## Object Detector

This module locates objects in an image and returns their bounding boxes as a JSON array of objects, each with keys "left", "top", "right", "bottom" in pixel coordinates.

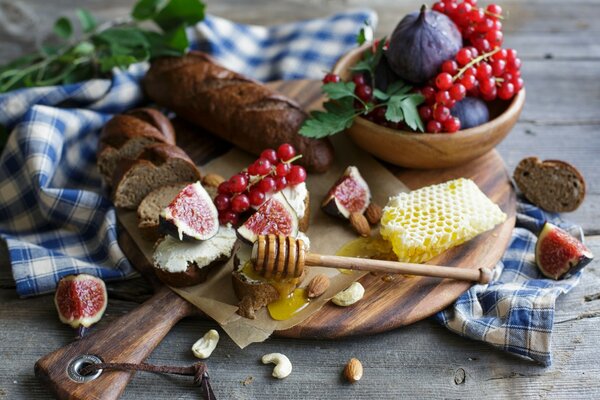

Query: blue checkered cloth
[{"left": 0, "top": 10, "right": 586, "bottom": 366}]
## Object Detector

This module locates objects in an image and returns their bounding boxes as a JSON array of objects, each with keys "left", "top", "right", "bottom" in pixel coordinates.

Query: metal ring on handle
[{"left": 67, "top": 354, "right": 103, "bottom": 383}]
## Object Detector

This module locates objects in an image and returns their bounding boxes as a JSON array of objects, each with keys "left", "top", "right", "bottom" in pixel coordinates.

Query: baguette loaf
[
  {"left": 98, "top": 108, "right": 175, "bottom": 185},
  {"left": 513, "top": 157, "right": 586, "bottom": 212},
  {"left": 112, "top": 143, "right": 201, "bottom": 209},
  {"left": 143, "top": 51, "right": 335, "bottom": 173}
]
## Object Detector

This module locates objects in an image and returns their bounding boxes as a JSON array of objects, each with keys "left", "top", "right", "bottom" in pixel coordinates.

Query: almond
[
  {"left": 365, "top": 202, "right": 383, "bottom": 225},
  {"left": 350, "top": 212, "right": 370, "bottom": 237},
  {"left": 202, "top": 173, "right": 225, "bottom": 188},
  {"left": 307, "top": 274, "right": 330, "bottom": 298},
  {"left": 344, "top": 358, "right": 363, "bottom": 383}
]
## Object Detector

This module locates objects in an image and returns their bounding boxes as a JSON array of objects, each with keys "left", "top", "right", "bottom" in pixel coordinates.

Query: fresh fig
[
  {"left": 54, "top": 274, "right": 107, "bottom": 334},
  {"left": 237, "top": 192, "right": 299, "bottom": 244},
  {"left": 535, "top": 222, "right": 593, "bottom": 280},
  {"left": 322, "top": 166, "right": 371, "bottom": 219},
  {"left": 159, "top": 181, "right": 219, "bottom": 241},
  {"left": 450, "top": 97, "right": 490, "bottom": 129},
  {"left": 386, "top": 5, "right": 462, "bottom": 84}
]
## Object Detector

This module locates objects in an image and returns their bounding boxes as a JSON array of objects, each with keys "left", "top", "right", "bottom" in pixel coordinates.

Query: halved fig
[
  {"left": 322, "top": 166, "right": 371, "bottom": 219},
  {"left": 54, "top": 274, "right": 107, "bottom": 329},
  {"left": 160, "top": 181, "right": 219, "bottom": 241},
  {"left": 237, "top": 192, "right": 299, "bottom": 244},
  {"left": 535, "top": 222, "right": 593, "bottom": 280}
]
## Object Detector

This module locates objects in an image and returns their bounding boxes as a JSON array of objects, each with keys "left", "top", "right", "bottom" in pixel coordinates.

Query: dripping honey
[
  {"left": 335, "top": 235, "right": 398, "bottom": 274},
  {"left": 242, "top": 261, "right": 310, "bottom": 321}
]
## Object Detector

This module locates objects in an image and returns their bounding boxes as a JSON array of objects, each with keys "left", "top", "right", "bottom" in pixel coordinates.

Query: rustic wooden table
[{"left": 1, "top": 0, "right": 599, "bottom": 398}]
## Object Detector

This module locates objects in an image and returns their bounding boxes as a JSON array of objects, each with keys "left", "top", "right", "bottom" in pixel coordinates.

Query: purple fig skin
[
  {"left": 386, "top": 5, "right": 462, "bottom": 84},
  {"left": 450, "top": 97, "right": 490, "bottom": 129},
  {"left": 374, "top": 55, "right": 401, "bottom": 92}
]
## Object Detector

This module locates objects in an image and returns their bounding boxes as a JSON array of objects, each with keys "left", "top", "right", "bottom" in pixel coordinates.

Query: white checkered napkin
[
  {"left": 435, "top": 201, "right": 585, "bottom": 366},
  {"left": 0, "top": 12, "right": 374, "bottom": 297}
]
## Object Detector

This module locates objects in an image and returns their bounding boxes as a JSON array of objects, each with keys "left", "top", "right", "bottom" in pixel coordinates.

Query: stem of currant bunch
[{"left": 452, "top": 47, "right": 501, "bottom": 81}]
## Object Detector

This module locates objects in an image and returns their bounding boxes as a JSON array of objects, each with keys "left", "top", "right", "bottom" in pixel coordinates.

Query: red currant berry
[
  {"left": 492, "top": 48, "right": 507, "bottom": 61},
  {"left": 507, "top": 58, "right": 522, "bottom": 72},
  {"left": 287, "top": 165, "right": 307, "bottom": 185},
  {"left": 433, "top": 106, "right": 451, "bottom": 122},
  {"left": 456, "top": 48, "right": 473, "bottom": 66},
  {"left": 443, "top": 116, "right": 461, "bottom": 133},
  {"left": 459, "top": 74, "right": 476, "bottom": 90},
  {"left": 260, "top": 148, "right": 278, "bottom": 164},
  {"left": 247, "top": 162, "right": 258, "bottom": 176},
  {"left": 466, "top": 46, "right": 479, "bottom": 58},
  {"left": 419, "top": 105, "right": 433, "bottom": 121},
  {"left": 476, "top": 18, "right": 494, "bottom": 33},
  {"left": 275, "top": 162, "right": 291, "bottom": 177},
  {"left": 456, "top": 2, "right": 472, "bottom": 20},
  {"left": 322, "top": 73, "right": 340, "bottom": 84},
  {"left": 441, "top": 60, "right": 458, "bottom": 75},
  {"left": 231, "top": 194, "right": 250, "bottom": 213},
  {"left": 228, "top": 174, "right": 248, "bottom": 193},
  {"left": 498, "top": 82, "right": 515, "bottom": 100},
  {"left": 426, "top": 120, "right": 443, "bottom": 133},
  {"left": 258, "top": 176, "right": 276, "bottom": 193},
  {"left": 469, "top": 8, "right": 485, "bottom": 23},
  {"left": 435, "top": 72, "right": 453, "bottom": 90},
  {"left": 435, "top": 90, "right": 452, "bottom": 106},
  {"left": 491, "top": 59, "right": 506, "bottom": 75},
  {"left": 472, "top": 37, "right": 491, "bottom": 53},
  {"left": 464, "top": 0, "right": 478, "bottom": 5},
  {"left": 254, "top": 158, "right": 272, "bottom": 175},
  {"left": 432, "top": 1, "right": 445, "bottom": 13},
  {"left": 248, "top": 187, "right": 266, "bottom": 207},
  {"left": 274, "top": 176, "right": 288, "bottom": 191},
  {"left": 513, "top": 77, "right": 524, "bottom": 91},
  {"left": 493, "top": 19, "right": 502, "bottom": 31},
  {"left": 445, "top": 1, "right": 458, "bottom": 16},
  {"left": 217, "top": 181, "right": 231, "bottom": 195},
  {"left": 450, "top": 83, "right": 466, "bottom": 101},
  {"left": 355, "top": 84, "right": 373, "bottom": 101},
  {"left": 476, "top": 62, "right": 492, "bottom": 80},
  {"left": 214, "top": 194, "right": 231, "bottom": 211},
  {"left": 506, "top": 49, "right": 518, "bottom": 62},
  {"left": 277, "top": 143, "right": 296, "bottom": 161},
  {"left": 219, "top": 210, "right": 239, "bottom": 226},
  {"left": 485, "top": 30, "right": 503, "bottom": 47},
  {"left": 374, "top": 106, "right": 387, "bottom": 122},
  {"left": 482, "top": 85, "right": 498, "bottom": 101},
  {"left": 422, "top": 86, "right": 437, "bottom": 105},
  {"left": 352, "top": 74, "right": 366, "bottom": 86},
  {"left": 479, "top": 77, "right": 496, "bottom": 95},
  {"left": 463, "top": 25, "right": 476, "bottom": 39},
  {"left": 486, "top": 4, "right": 502, "bottom": 16}
]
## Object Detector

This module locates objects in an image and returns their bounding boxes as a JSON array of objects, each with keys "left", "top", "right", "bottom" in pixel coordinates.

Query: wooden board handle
[{"left": 35, "top": 287, "right": 194, "bottom": 400}]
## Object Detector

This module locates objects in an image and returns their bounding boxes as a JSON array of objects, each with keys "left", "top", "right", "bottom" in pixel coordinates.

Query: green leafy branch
[
  {"left": 299, "top": 38, "right": 425, "bottom": 139},
  {"left": 0, "top": 0, "right": 206, "bottom": 94}
]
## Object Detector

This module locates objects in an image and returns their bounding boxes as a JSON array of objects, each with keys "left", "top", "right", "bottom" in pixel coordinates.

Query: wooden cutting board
[{"left": 35, "top": 80, "right": 515, "bottom": 400}]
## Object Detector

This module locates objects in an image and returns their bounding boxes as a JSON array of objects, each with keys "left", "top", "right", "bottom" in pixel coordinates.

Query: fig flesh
[
  {"left": 160, "top": 181, "right": 219, "bottom": 241},
  {"left": 450, "top": 97, "right": 490, "bottom": 129},
  {"left": 54, "top": 274, "right": 107, "bottom": 329},
  {"left": 237, "top": 192, "right": 299, "bottom": 244},
  {"left": 535, "top": 222, "right": 593, "bottom": 280},
  {"left": 386, "top": 5, "right": 462, "bottom": 84},
  {"left": 322, "top": 166, "right": 371, "bottom": 219}
]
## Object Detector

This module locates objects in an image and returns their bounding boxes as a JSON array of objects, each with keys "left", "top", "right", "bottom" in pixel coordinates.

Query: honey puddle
[
  {"left": 335, "top": 235, "right": 398, "bottom": 274},
  {"left": 242, "top": 261, "right": 310, "bottom": 321}
]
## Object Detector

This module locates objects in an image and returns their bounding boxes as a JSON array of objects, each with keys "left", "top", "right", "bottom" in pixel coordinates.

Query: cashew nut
[
  {"left": 191, "top": 329, "right": 219, "bottom": 359},
  {"left": 332, "top": 282, "right": 365, "bottom": 306},
  {"left": 261, "top": 353, "right": 292, "bottom": 379}
]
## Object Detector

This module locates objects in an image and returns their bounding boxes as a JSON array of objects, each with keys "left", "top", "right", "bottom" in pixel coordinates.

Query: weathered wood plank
[{"left": 1, "top": 237, "right": 599, "bottom": 399}]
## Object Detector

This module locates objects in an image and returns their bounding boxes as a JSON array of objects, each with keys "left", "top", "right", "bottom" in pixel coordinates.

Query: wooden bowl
[{"left": 332, "top": 43, "right": 526, "bottom": 169}]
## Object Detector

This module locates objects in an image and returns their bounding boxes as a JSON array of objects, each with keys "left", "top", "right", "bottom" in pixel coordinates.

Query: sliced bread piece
[
  {"left": 513, "top": 157, "right": 586, "bottom": 212},
  {"left": 112, "top": 143, "right": 201, "bottom": 209},
  {"left": 137, "top": 182, "right": 189, "bottom": 242},
  {"left": 153, "top": 225, "right": 237, "bottom": 287},
  {"left": 98, "top": 108, "right": 175, "bottom": 185}
]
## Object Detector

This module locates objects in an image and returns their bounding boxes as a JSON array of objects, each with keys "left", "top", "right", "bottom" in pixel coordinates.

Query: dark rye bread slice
[
  {"left": 137, "top": 182, "right": 190, "bottom": 242},
  {"left": 513, "top": 157, "right": 586, "bottom": 212},
  {"left": 112, "top": 143, "right": 201, "bottom": 209},
  {"left": 232, "top": 246, "right": 307, "bottom": 319},
  {"left": 98, "top": 108, "right": 175, "bottom": 186}
]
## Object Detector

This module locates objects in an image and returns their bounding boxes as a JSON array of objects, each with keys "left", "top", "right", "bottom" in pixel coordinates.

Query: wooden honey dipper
[{"left": 251, "top": 234, "right": 493, "bottom": 284}]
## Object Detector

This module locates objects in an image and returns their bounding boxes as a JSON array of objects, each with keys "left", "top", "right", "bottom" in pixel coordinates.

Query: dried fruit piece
[
  {"left": 344, "top": 358, "right": 363, "bottom": 383},
  {"left": 350, "top": 212, "right": 371, "bottom": 237},
  {"left": 322, "top": 166, "right": 371, "bottom": 219},
  {"left": 364, "top": 203, "right": 383, "bottom": 225},
  {"left": 54, "top": 274, "right": 107, "bottom": 330},
  {"left": 386, "top": 5, "right": 462, "bottom": 84},
  {"left": 159, "top": 182, "right": 219, "bottom": 241},
  {"left": 237, "top": 192, "right": 299, "bottom": 244},
  {"left": 535, "top": 222, "right": 593, "bottom": 280},
  {"left": 307, "top": 274, "right": 330, "bottom": 298}
]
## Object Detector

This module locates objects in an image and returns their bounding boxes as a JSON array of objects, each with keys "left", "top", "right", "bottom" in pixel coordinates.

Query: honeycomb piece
[{"left": 380, "top": 178, "right": 506, "bottom": 263}]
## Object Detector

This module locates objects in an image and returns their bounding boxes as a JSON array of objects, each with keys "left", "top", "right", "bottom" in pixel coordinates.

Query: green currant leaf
[
  {"left": 400, "top": 94, "right": 425, "bottom": 132},
  {"left": 142, "top": 31, "right": 184, "bottom": 58},
  {"left": 162, "top": 24, "right": 189, "bottom": 52},
  {"left": 132, "top": 0, "right": 164, "bottom": 20},
  {"left": 153, "top": 0, "right": 205, "bottom": 31},
  {"left": 53, "top": 17, "right": 73, "bottom": 39},
  {"left": 76, "top": 9, "right": 97, "bottom": 33},
  {"left": 322, "top": 81, "right": 356, "bottom": 100},
  {"left": 73, "top": 41, "right": 95, "bottom": 56},
  {"left": 100, "top": 54, "right": 139, "bottom": 72},
  {"left": 373, "top": 88, "right": 389, "bottom": 101},
  {"left": 385, "top": 95, "right": 405, "bottom": 123}
]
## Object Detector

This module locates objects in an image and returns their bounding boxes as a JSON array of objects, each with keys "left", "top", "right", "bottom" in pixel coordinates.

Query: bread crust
[
  {"left": 513, "top": 157, "right": 586, "bottom": 212},
  {"left": 154, "top": 254, "right": 229, "bottom": 287},
  {"left": 143, "top": 51, "right": 334, "bottom": 173}
]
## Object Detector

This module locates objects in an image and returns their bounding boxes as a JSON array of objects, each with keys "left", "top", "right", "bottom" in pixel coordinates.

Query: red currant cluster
[
  {"left": 420, "top": 0, "right": 523, "bottom": 133},
  {"left": 214, "top": 143, "right": 307, "bottom": 225}
]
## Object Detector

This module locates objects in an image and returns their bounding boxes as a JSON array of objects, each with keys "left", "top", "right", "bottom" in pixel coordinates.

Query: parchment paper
[{"left": 119, "top": 134, "right": 409, "bottom": 348}]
